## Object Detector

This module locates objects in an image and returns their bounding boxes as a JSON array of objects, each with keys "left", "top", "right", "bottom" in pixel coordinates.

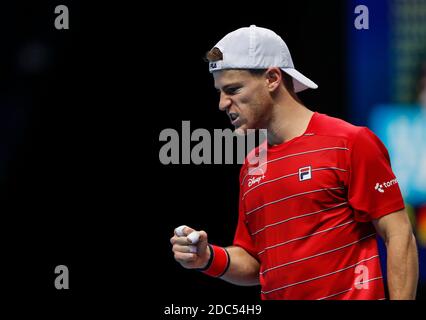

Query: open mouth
[{"left": 229, "top": 113, "right": 240, "bottom": 126}]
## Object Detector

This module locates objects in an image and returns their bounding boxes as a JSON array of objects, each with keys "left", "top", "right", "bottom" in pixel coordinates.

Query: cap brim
[{"left": 280, "top": 68, "right": 318, "bottom": 93}]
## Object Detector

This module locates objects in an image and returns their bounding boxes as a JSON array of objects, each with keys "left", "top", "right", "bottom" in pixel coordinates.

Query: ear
[{"left": 265, "top": 67, "right": 282, "bottom": 92}]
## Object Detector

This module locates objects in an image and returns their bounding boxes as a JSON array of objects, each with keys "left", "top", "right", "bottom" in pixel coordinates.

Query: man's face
[{"left": 213, "top": 69, "right": 273, "bottom": 135}]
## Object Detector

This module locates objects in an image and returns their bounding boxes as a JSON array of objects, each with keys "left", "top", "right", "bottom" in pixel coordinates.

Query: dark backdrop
[{"left": 2, "top": 0, "right": 420, "bottom": 316}]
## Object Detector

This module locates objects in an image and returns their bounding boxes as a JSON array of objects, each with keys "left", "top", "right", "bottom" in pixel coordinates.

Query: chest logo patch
[
  {"left": 299, "top": 166, "right": 312, "bottom": 181},
  {"left": 248, "top": 174, "right": 265, "bottom": 187}
]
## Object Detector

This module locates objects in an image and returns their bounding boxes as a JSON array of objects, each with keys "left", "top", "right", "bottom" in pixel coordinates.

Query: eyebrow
[{"left": 216, "top": 83, "right": 243, "bottom": 91}]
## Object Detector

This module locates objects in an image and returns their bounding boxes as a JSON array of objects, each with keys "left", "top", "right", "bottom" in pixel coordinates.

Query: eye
[{"left": 224, "top": 87, "right": 241, "bottom": 95}]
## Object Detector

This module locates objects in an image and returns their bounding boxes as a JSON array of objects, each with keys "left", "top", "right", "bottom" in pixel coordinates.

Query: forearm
[
  {"left": 386, "top": 233, "right": 418, "bottom": 299},
  {"left": 220, "top": 246, "right": 260, "bottom": 286}
]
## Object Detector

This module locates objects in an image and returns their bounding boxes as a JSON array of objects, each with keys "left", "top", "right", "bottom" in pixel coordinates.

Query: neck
[{"left": 266, "top": 93, "right": 313, "bottom": 146}]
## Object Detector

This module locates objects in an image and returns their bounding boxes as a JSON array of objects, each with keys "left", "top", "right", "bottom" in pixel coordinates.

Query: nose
[{"left": 218, "top": 92, "right": 232, "bottom": 112}]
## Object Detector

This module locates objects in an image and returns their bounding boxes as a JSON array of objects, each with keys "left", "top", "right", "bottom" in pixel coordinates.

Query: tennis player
[{"left": 170, "top": 25, "right": 418, "bottom": 300}]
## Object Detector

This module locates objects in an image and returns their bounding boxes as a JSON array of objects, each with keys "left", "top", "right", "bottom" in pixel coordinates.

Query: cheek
[
  {"left": 245, "top": 94, "right": 268, "bottom": 115},
  {"left": 239, "top": 91, "right": 262, "bottom": 111},
  {"left": 237, "top": 88, "right": 269, "bottom": 120}
]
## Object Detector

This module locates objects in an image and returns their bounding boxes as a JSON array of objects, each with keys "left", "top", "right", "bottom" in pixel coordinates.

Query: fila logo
[
  {"left": 374, "top": 178, "right": 398, "bottom": 193},
  {"left": 210, "top": 62, "right": 217, "bottom": 69},
  {"left": 299, "top": 166, "right": 312, "bottom": 181}
]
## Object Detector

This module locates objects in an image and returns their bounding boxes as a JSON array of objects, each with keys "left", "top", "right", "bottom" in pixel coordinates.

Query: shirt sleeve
[
  {"left": 233, "top": 164, "right": 258, "bottom": 259},
  {"left": 347, "top": 127, "right": 405, "bottom": 222}
]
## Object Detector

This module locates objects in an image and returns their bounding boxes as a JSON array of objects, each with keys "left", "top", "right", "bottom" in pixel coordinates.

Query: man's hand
[{"left": 170, "top": 225, "right": 210, "bottom": 269}]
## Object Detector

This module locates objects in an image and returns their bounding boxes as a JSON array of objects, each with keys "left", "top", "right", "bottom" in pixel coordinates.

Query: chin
[
  {"left": 234, "top": 127, "right": 246, "bottom": 136},
  {"left": 235, "top": 122, "right": 260, "bottom": 136}
]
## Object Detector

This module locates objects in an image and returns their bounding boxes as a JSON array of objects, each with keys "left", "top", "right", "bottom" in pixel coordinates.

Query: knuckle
[
  {"left": 174, "top": 252, "right": 183, "bottom": 261},
  {"left": 178, "top": 238, "right": 189, "bottom": 245},
  {"left": 173, "top": 244, "right": 182, "bottom": 252},
  {"left": 183, "top": 227, "right": 193, "bottom": 235}
]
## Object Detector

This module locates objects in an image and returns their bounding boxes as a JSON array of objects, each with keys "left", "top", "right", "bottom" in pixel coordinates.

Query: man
[{"left": 170, "top": 25, "right": 418, "bottom": 300}]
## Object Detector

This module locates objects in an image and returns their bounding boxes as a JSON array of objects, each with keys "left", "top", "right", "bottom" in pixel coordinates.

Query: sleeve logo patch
[{"left": 374, "top": 178, "right": 398, "bottom": 193}]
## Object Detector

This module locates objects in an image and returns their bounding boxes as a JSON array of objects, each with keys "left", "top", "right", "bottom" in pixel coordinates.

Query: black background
[{"left": 0, "top": 0, "right": 421, "bottom": 316}]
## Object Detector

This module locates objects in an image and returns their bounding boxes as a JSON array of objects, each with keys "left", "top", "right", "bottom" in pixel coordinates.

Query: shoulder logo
[
  {"left": 374, "top": 178, "right": 398, "bottom": 193},
  {"left": 374, "top": 183, "right": 384, "bottom": 193},
  {"left": 299, "top": 166, "right": 312, "bottom": 181}
]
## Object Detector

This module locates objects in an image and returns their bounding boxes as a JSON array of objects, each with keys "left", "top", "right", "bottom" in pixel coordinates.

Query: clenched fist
[{"left": 170, "top": 225, "right": 210, "bottom": 269}]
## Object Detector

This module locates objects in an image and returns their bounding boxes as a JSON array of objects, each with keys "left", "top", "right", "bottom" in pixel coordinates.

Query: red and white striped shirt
[{"left": 233, "top": 112, "right": 404, "bottom": 300}]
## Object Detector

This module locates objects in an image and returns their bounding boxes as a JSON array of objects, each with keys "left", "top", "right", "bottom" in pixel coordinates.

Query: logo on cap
[{"left": 210, "top": 62, "right": 217, "bottom": 69}]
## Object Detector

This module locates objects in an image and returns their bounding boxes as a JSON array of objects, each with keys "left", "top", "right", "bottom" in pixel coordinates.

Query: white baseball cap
[{"left": 208, "top": 25, "right": 318, "bottom": 93}]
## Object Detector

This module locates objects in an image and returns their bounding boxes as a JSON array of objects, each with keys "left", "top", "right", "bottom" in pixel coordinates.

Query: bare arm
[
  {"left": 171, "top": 226, "right": 260, "bottom": 286},
  {"left": 220, "top": 246, "right": 260, "bottom": 286},
  {"left": 373, "top": 209, "right": 419, "bottom": 299}
]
